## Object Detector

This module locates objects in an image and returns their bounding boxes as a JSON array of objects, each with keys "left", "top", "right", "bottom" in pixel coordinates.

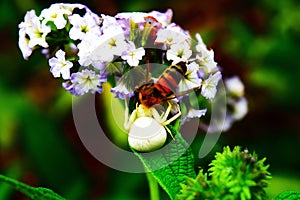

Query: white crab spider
[{"left": 124, "top": 100, "right": 181, "bottom": 152}]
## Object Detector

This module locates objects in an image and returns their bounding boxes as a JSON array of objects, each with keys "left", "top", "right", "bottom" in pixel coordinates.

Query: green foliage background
[{"left": 0, "top": 0, "right": 299, "bottom": 199}]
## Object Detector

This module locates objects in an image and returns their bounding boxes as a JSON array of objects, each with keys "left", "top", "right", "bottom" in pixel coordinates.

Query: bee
[
  {"left": 124, "top": 61, "right": 189, "bottom": 152},
  {"left": 135, "top": 61, "right": 188, "bottom": 108}
]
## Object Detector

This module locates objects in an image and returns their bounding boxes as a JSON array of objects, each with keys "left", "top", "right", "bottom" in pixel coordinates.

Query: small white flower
[
  {"left": 178, "top": 62, "right": 202, "bottom": 93},
  {"left": 181, "top": 108, "right": 207, "bottom": 125},
  {"left": 56, "top": 3, "right": 87, "bottom": 12},
  {"left": 115, "top": 9, "right": 172, "bottom": 27},
  {"left": 155, "top": 29, "right": 184, "bottom": 45},
  {"left": 100, "top": 28, "right": 128, "bottom": 59},
  {"left": 18, "top": 29, "right": 32, "bottom": 60},
  {"left": 18, "top": 10, "right": 39, "bottom": 31},
  {"left": 77, "top": 32, "right": 109, "bottom": 68},
  {"left": 69, "top": 69, "right": 107, "bottom": 95},
  {"left": 121, "top": 42, "right": 145, "bottom": 66},
  {"left": 101, "top": 14, "right": 122, "bottom": 32},
  {"left": 49, "top": 49, "right": 73, "bottom": 79},
  {"left": 18, "top": 10, "right": 38, "bottom": 59},
  {"left": 195, "top": 33, "right": 207, "bottom": 52},
  {"left": 225, "top": 76, "right": 245, "bottom": 97},
  {"left": 201, "top": 71, "right": 222, "bottom": 99},
  {"left": 166, "top": 41, "right": 192, "bottom": 64},
  {"left": 197, "top": 49, "right": 218, "bottom": 74},
  {"left": 222, "top": 97, "right": 248, "bottom": 131},
  {"left": 231, "top": 97, "right": 248, "bottom": 120},
  {"left": 27, "top": 17, "right": 51, "bottom": 48},
  {"left": 195, "top": 33, "right": 218, "bottom": 74},
  {"left": 77, "top": 33, "right": 98, "bottom": 66},
  {"left": 40, "top": 4, "right": 72, "bottom": 29},
  {"left": 222, "top": 115, "right": 234, "bottom": 132},
  {"left": 69, "top": 13, "right": 101, "bottom": 40},
  {"left": 155, "top": 23, "right": 189, "bottom": 45}
]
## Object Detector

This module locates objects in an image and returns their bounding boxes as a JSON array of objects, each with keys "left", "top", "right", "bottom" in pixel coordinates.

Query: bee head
[{"left": 135, "top": 82, "right": 161, "bottom": 108}]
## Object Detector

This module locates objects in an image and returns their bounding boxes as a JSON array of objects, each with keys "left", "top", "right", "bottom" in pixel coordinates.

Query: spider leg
[
  {"left": 164, "top": 125, "right": 175, "bottom": 140},
  {"left": 162, "top": 102, "right": 181, "bottom": 126},
  {"left": 124, "top": 99, "right": 137, "bottom": 131},
  {"left": 161, "top": 101, "right": 172, "bottom": 122},
  {"left": 152, "top": 101, "right": 172, "bottom": 123},
  {"left": 151, "top": 107, "right": 162, "bottom": 123}
]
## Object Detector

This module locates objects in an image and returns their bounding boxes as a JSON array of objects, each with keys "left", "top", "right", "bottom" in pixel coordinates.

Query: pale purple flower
[
  {"left": 64, "top": 69, "right": 107, "bottom": 95},
  {"left": 62, "top": 81, "right": 75, "bottom": 95},
  {"left": 110, "top": 82, "right": 134, "bottom": 99},
  {"left": 49, "top": 49, "right": 73, "bottom": 79}
]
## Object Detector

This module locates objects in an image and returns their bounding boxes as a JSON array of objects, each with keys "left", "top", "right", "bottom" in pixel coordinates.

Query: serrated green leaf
[
  {"left": 131, "top": 125, "right": 196, "bottom": 200},
  {"left": 0, "top": 174, "right": 65, "bottom": 200},
  {"left": 274, "top": 191, "right": 300, "bottom": 200}
]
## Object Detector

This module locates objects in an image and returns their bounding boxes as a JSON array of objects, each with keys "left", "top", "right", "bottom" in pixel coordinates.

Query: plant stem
[{"left": 146, "top": 172, "right": 160, "bottom": 200}]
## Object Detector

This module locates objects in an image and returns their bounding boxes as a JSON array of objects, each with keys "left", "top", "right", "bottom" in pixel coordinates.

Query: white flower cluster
[
  {"left": 18, "top": 3, "right": 247, "bottom": 129},
  {"left": 18, "top": 3, "right": 105, "bottom": 95}
]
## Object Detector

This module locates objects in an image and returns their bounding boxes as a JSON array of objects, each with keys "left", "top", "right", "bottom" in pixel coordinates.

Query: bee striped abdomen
[
  {"left": 155, "top": 62, "right": 187, "bottom": 96},
  {"left": 136, "top": 62, "right": 187, "bottom": 108}
]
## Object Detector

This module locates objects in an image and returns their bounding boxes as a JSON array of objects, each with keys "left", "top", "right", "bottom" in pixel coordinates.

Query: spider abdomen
[{"left": 128, "top": 117, "right": 167, "bottom": 152}]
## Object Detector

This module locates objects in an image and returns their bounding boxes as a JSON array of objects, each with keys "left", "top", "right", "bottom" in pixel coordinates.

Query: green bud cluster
[{"left": 177, "top": 146, "right": 271, "bottom": 200}]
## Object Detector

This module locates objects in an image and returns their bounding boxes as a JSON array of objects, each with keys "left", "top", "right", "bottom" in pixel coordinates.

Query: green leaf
[
  {"left": 131, "top": 125, "right": 196, "bottom": 200},
  {"left": 274, "top": 191, "right": 300, "bottom": 200},
  {"left": 105, "top": 62, "right": 123, "bottom": 74},
  {"left": 0, "top": 174, "right": 65, "bottom": 200}
]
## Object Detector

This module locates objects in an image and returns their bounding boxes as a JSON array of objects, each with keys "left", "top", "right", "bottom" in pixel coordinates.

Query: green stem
[
  {"left": 146, "top": 172, "right": 160, "bottom": 200},
  {"left": 0, "top": 174, "right": 36, "bottom": 198}
]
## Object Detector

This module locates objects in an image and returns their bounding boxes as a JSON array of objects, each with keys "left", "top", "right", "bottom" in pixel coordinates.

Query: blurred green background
[{"left": 0, "top": 0, "right": 299, "bottom": 199}]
